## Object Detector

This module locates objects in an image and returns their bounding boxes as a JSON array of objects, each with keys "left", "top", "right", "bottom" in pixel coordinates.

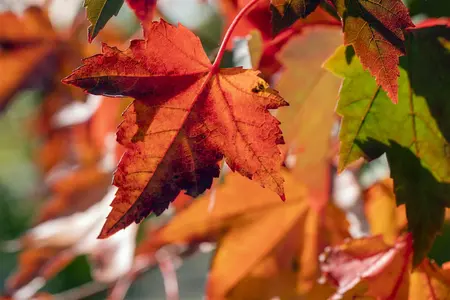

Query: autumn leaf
[
  {"left": 84, "top": 0, "right": 125, "bottom": 42},
  {"left": 362, "top": 179, "right": 450, "bottom": 298},
  {"left": 3, "top": 80, "right": 132, "bottom": 298},
  {"left": 87, "top": 96, "right": 128, "bottom": 157},
  {"left": 409, "top": 258, "right": 450, "bottom": 299},
  {"left": 5, "top": 186, "right": 138, "bottom": 298},
  {"left": 5, "top": 246, "right": 73, "bottom": 298},
  {"left": 127, "top": 172, "right": 349, "bottom": 299},
  {"left": 36, "top": 166, "right": 113, "bottom": 223},
  {"left": 321, "top": 234, "right": 412, "bottom": 299},
  {"left": 364, "top": 175, "right": 450, "bottom": 248},
  {"left": 0, "top": 6, "right": 121, "bottom": 115},
  {"left": 63, "top": 19, "right": 288, "bottom": 238},
  {"left": 363, "top": 178, "right": 406, "bottom": 244},
  {"left": 325, "top": 20, "right": 450, "bottom": 264},
  {"left": 320, "top": 234, "right": 450, "bottom": 299},
  {"left": 29, "top": 17, "right": 130, "bottom": 172},
  {"left": 0, "top": 7, "right": 58, "bottom": 112},
  {"left": 34, "top": 95, "right": 117, "bottom": 174},
  {"left": 270, "top": 0, "right": 322, "bottom": 34},
  {"left": 365, "top": 178, "right": 445, "bottom": 259},
  {"left": 275, "top": 26, "right": 342, "bottom": 211},
  {"left": 324, "top": 29, "right": 450, "bottom": 176},
  {"left": 333, "top": 0, "right": 414, "bottom": 103}
]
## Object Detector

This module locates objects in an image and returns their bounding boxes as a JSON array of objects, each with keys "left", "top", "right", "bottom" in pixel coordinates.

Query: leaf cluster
[{"left": 0, "top": 0, "right": 450, "bottom": 299}]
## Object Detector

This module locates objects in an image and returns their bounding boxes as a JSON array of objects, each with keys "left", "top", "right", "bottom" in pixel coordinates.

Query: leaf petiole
[{"left": 211, "top": 0, "right": 261, "bottom": 73}]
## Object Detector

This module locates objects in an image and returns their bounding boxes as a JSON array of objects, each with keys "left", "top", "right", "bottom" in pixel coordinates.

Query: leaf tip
[
  {"left": 87, "top": 27, "right": 95, "bottom": 43},
  {"left": 336, "top": 160, "right": 346, "bottom": 174},
  {"left": 97, "top": 231, "right": 109, "bottom": 240},
  {"left": 97, "top": 227, "right": 114, "bottom": 240},
  {"left": 97, "top": 221, "right": 121, "bottom": 240},
  {"left": 408, "top": 234, "right": 424, "bottom": 269},
  {"left": 386, "top": 85, "right": 399, "bottom": 104},
  {"left": 61, "top": 75, "right": 73, "bottom": 85}
]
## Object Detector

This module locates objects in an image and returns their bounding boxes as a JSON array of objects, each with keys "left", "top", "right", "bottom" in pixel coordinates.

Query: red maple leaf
[
  {"left": 334, "top": 0, "right": 414, "bottom": 103},
  {"left": 126, "top": 0, "right": 157, "bottom": 27},
  {"left": 63, "top": 19, "right": 287, "bottom": 238}
]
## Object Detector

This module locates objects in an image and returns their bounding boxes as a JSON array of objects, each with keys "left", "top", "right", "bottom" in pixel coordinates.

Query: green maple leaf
[
  {"left": 324, "top": 22, "right": 450, "bottom": 266},
  {"left": 84, "top": 0, "right": 124, "bottom": 42}
]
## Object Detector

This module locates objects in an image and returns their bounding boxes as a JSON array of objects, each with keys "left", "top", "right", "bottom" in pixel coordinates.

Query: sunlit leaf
[
  {"left": 325, "top": 21, "right": 450, "bottom": 264},
  {"left": 129, "top": 172, "right": 349, "bottom": 299},
  {"left": 334, "top": 0, "right": 414, "bottom": 103},
  {"left": 63, "top": 20, "right": 288, "bottom": 238}
]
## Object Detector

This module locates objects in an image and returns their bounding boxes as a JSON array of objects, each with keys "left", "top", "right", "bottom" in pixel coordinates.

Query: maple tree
[{"left": 1, "top": 0, "right": 450, "bottom": 299}]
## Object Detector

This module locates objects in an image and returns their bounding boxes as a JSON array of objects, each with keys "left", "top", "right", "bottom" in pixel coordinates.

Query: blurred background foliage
[{"left": 0, "top": 0, "right": 449, "bottom": 299}]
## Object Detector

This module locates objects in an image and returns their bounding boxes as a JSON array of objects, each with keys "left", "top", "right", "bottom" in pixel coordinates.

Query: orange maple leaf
[
  {"left": 0, "top": 7, "right": 58, "bottom": 111},
  {"left": 321, "top": 234, "right": 412, "bottom": 299},
  {"left": 0, "top": 6, "right": 128, "bottom": 115},
  {"left": 364, "top": 177, "right": 450, "bottom": 246},
  {"left": 363, "top": 178, "right": 407, "bottom": 245},
  {"left": 276, "top": 26, "right": 343, "bottom": 211},
  {"left": 118, "top": 172, "right": 349, "bottom": 299},
  {"left": 63, "top": 20, "right": 288, "bottom": 238}
]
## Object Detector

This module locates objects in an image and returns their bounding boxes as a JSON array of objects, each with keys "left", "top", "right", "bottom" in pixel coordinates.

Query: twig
[
  {"left": 156, "top": 249, "right": 179, "bottom": 300},
  {"left": 53, "top": 280, "right": 107, "bottom": 300},
  {"left": 0, "top": 239, "right": 22, "bottom": 252},
  {"left": 211, "top": 0, "right": 261, "bottom": 72}
]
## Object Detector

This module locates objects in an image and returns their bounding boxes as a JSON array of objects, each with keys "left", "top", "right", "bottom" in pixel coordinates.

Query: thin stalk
[{"left": 211, "top": 0, "right": 260, "bottom": 72}]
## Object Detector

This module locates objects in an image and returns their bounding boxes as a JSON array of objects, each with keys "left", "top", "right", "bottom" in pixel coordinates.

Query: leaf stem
[{"left": 211, "top": 0, "right": 261, "bottom": 73}]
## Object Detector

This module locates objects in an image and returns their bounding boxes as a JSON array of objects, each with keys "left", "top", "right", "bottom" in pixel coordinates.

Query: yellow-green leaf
[{"left": 324, "top": 22, "right": 450, "bottom": 265}]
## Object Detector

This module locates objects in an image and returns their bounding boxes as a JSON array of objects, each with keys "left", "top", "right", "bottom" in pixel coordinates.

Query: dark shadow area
[
  {"left": 402, "top": 25, "right": 450, "bottom": 143},
  {"left": 429, "top": 222, "right": 450, "bottom": 266},
  {"left": 356, "top": 139, "right": 450, "bottom": 265},
  {"left": 270, "top": 0, "right": 321, "bottom": 35},
  {"left": 407, "top": 0, "right": 450, "bottom": 18},
  {"left": 344, "top": 45, "right": 356, "bottom": 64}
]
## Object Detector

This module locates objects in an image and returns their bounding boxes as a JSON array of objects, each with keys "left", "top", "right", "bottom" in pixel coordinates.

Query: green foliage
[
  {"left": 387, "top": 143, "right": 447, "bottom": 267},
  {"left": 324, "top": 23, "right": 450, "bottom": 265},
  {"left": 84, "top": 0, "right": 124, "bottom": 42}
]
